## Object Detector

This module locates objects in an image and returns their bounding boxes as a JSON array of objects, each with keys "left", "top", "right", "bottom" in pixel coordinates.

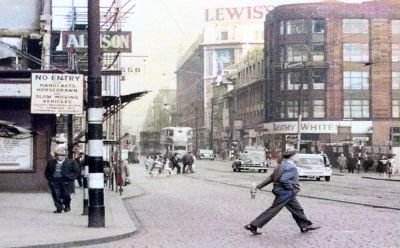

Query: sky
[{"left": 111, "top": 0, "right": 370, "bottom": 136}]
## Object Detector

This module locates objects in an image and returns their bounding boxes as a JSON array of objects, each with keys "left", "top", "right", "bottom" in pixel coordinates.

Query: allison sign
[{"left": 61, "top": 31, "right": 132, "bottom": 52}]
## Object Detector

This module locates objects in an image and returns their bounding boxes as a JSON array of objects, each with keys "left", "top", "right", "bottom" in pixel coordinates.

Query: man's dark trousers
[
  {"left": 49, "top": 178, "right": 72, "bottom": 211},
  {"left": 250, "top": 188, "right": 312, "bottom": 229}
]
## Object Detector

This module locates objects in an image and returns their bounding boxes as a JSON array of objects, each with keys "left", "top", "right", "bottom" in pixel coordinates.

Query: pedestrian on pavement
[
  {"left": 182, "top": 151, "right": 194, "bottom": 173},
  {"left": 170, "top": 153, "right": 181, "bottom": 174},
  {"left": 74, "top": 152, "right": 85, "bottom": 187},
  {"left": 337, "top": 153, "right": 347, "bottom": 173},
  {"left": 347, "top": 153, "right": 357, "bottom": 173},
  {"left": 362, "top": 154, "right": 374, "bottom": 172},
  {"left": 377, "top": 155, "right": 388, "bottom": 177},
  {"left": 356, "top": 152, "right": 363, "bottom": 174},
  {"left": 244, "top": 149, "right": 320, "bottom": 235},
  {"left": 44, "top": 147, "right": 80, "bottom": 213}
]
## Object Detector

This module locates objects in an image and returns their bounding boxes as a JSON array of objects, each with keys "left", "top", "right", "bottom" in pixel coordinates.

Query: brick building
[{"left": 263, "top": 0, "right": 400, "bottom": 157}]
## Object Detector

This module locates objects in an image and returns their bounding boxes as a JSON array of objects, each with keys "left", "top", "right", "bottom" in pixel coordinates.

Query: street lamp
[{"left": 284, "top": 61, "right": 306, "bottom": 151}]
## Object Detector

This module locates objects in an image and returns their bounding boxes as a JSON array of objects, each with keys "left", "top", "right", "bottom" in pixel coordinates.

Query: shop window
[
  {"left": 343, "top": 43, "right": 369, "bottom": 62},
  {"left": 344, "top": 100, "right": 369, "bottom": 118},
  {"left": 343, "top": 19, "right": 368, "bottom": 34},
  {"left": 343, "top": 71, "right": 369, "bottom": 90}
]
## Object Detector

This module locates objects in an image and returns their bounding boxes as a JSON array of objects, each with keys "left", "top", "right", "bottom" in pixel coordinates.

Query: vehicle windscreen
[
  {"left": 174, "top": 146, "right": 186, "bottom": 150},
  {"left": 242, "top": 153, "right": 264, "bottom": 162},
  {"left": 298, "top": 157, "right": 324, "bottom": 168}
]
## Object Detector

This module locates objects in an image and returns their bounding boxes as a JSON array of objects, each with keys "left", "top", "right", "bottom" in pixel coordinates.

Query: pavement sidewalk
[{"left": 0, "top": 182, "right": 142, "bottom": 248}]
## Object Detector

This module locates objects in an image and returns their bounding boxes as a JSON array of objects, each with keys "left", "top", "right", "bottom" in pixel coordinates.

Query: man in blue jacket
[
  {"left": 45, "top": 148, "right": 80, "bottom": 213},
  {"left": 244, "top": 149, "right": 320, "bottom": 235}
]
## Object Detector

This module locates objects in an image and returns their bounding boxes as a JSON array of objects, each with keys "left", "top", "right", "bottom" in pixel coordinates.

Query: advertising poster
[{"left": 0, "top": 137, "right": 33, "bottom": 171}]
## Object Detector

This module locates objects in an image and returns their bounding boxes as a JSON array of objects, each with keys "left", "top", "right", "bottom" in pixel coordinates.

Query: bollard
[{"left": 82, "top": 165, "right": 89, "bottom": 215}]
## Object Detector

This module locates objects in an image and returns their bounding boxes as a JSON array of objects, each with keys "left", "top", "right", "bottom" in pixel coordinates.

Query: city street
[{"left": 88, "top": 159, "right": 400, "bottom": 248}]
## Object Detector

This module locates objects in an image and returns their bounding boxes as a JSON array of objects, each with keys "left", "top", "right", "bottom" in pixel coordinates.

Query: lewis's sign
[
  {"left": 205, "top": 5, "right": 274, "bottom": 22},
  {"left": 61, "top": 31, "right": 132, "bottom": 52}
]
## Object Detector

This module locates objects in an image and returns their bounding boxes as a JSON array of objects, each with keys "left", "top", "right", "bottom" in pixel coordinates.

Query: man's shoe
[
  {"left": 301, "top": 225, "right": 321, "bottom": 233},
  {"left": 64, "top": 207, "right": 71, "bottom": 212},
  {"left": 244, "top": 224, "right": 261, "bottom": 235},
  {"left": 53, "top": 209, "right": 62, "bottom": 213}
]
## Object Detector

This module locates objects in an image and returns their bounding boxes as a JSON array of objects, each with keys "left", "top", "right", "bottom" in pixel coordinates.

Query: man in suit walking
[
  {"left": 45, "top": 147, "right": 80, "bottom": 213},
  {"left": 244, "top": 149, "right": 320, "bottom": 235}
]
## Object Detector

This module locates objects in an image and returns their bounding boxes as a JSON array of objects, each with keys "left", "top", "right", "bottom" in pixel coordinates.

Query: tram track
[{"left": 187, "top": 171, "right": 400, "bottom": 211}]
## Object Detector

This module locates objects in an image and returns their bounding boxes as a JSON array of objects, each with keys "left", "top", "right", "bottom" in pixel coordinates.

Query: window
[
  {"left": 393, "top": 72, "right": 400, "bottom": 90},
  {"left": 312, "top": 19, "right": 325, "bottom": 33},
  {"left": 392, "top": 20, "right": 400, "bottom": 34},
  {"left": 279, "top": 73, "right": 285, "bottom": 90},
  {"left": 343, "top": 19, "right": 368, "bottom": 33},
  {"left": 343, "top": 71, "right": 369, "bottom": 89},
  {"left": 279, "top": 101, "right": 285, "bottom": 118},
  {"left": 287, "top": 71, "right": 308, "bottom": 90},
  {"left": 280, "top": 21, "right": 285, "bottom": 35},
  {"left": 344, "top": 100, "right": 369, "bottom": 118},
  {"left": 393, "top": 44, "right": 400, "bottom": 62},
  {"left": 343, "top": 43, "right": 369, "bottom": 62},
  {"left": 287, "top": 101, "right": 298, "bottom": 118},
  {"left": 287, "top": 44, "right": 308, "bottom": 62},
  {"left": 312, "top": 70, "right": 326, "bottom": 89},
  {"left": 286, "top": 20, "right": 308, "bottom": 34},
  {"left": 393, "top": 100, "right": 400, "bottom": 118},
  {"left": 220, "top": 31, "right": 229, "bottom": 41},
  {"left": 312, "top": 43, "right": 325, "bottom": 61},
  {"left": 287, "top": 101, "right": 308, "bottom": 118},
  {"left": 313, "top": 100, "right": 325, "bottom": 118}
]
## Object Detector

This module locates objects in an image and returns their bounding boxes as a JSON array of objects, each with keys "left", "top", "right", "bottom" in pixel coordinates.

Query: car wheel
[
  {"left": 233, "top": 168, "right": 237, "bottom": 172},
  {"left": 325, "top": 176, "right": 331, "bottom": 182},
  {"left": 316, "top": 177, "right": 321, "bottom": 181},
  {"left": 263, "top": 169, "right": 267, "bottom": 173}
]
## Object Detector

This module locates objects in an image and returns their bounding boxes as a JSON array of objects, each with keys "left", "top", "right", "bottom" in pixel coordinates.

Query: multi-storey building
[
  {"left": 264, "top": 0, "right": 400, "bottom": 157},
  {"left": 176, "top": 5, "right": 270, "bottom": 150}
]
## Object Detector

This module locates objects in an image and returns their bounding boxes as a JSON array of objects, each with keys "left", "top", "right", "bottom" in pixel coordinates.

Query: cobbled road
[{"left": 88, "top": 159, "right": 400, "bottom": 248}]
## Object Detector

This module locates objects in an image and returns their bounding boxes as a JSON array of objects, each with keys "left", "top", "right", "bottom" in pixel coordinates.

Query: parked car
[
  {"left": 232, "top": 151, "right": 268, "bottom": 173},
  {"left": 198, "top": 149, "right": 215, "bottom": 160},
  {"left": 296, "top": 154, "right": 332, "bottom": 181}
]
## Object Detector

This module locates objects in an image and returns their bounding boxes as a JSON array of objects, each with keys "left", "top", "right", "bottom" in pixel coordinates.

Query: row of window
[
  {"left": 280, "top": 19, "right": 400, "bottom": 35},
  {"left": 280, "top": 70, "right": 400, "bottom": 90},
  {"left": 282, "top": 43, "right": 400, "bottom": 63},
  {"left": 279, "top": 99, "right": 400, "bottom": 119}
]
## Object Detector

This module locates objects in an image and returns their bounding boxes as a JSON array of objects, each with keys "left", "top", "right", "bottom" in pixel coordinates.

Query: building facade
[
  {"left": 176, "top": 5, "right": 270, "bottom": 151},
  {"left": 264, "top": 0, "right": 400, "bottom": 157}
]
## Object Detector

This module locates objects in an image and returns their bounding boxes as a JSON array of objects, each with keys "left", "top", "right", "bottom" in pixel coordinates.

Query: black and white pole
[
  {"left": 87, "top": 0, "right": 105, "bottom": 227},
  {"left": 82, "top": 162, "right": 89, "bottom": 215}
]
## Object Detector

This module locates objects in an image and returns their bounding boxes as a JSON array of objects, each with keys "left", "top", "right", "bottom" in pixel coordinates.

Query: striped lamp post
[{"left": 87, "top": 0, "right": 105, "bottom": 227}]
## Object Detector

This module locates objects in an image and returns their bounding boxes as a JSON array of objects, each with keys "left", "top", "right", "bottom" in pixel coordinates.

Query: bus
[{"left": 160, "top": 127, "right": 193, "bottom": 159}]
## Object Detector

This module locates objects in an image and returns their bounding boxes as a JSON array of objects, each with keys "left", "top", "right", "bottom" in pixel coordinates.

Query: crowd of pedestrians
[
  {"left": 145, "top": 150, "right": 197, "bottom": 176},
  {"left": 335, "top": 152, "right": 395, "bottom": 176}
]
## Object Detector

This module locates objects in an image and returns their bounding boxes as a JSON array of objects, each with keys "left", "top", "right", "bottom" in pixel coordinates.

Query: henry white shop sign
[{"left": 31, "top": 73, "right": 84, "bottom": 114}]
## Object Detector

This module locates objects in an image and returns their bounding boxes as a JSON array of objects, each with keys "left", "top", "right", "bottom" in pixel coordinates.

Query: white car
[
  {"left": 296, "top": 154, "right": 332, "bottom": 181},
  {"left": 198, "top": 149, "right": 215, "bottom": 160}
]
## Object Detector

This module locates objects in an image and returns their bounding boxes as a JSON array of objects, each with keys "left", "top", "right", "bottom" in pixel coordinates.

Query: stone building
[{"left": 263, "top": 0, "right": 400, "bottom": 158}]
